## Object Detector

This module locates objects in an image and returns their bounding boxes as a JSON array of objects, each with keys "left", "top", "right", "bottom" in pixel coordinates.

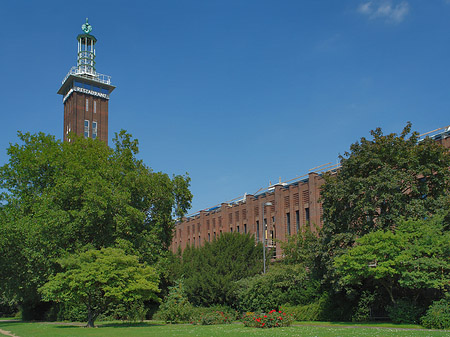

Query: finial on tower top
[{"left": 81, "top": 18, "right": 92, "bottom": 34}]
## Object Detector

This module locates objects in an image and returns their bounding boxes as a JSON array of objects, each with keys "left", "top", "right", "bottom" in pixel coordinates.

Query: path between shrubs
[{"left": 0, "top": 328, "right": 19, "bottom": 337}]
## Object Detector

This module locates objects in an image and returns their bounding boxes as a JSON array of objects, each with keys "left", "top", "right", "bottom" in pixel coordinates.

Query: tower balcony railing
[{"left": 62, "top": 66, "right": 111, "bottom": 85}]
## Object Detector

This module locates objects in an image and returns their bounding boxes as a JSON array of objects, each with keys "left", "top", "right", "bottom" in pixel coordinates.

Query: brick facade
[
  {"left": 63, "top": 91, "right": 109, "bottom": 144},
  {"left": 172, "top": 126, "right": 450, "bottom": 258},
  {"left": 172, "top": 171, "right": 328, "bottom": 259}
]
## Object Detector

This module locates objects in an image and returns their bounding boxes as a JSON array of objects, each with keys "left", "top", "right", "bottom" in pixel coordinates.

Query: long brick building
[{"left": 172, "top": 125, "right": 450, "bottom": 258}]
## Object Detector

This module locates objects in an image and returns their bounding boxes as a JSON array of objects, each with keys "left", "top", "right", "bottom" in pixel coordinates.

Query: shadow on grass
[{"left": 53, "top": 321, "right": 165, "bottom": 329}]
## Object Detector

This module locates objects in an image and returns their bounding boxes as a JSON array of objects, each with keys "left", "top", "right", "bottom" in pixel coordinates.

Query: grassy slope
[{"left": 0, "top": 321, "right": 449, "bottom": 337}]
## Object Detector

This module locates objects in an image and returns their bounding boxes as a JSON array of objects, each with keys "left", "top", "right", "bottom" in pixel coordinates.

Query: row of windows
[
  {"left": 74, "top": 80, "right": 110, "bottom": 95},
  {"left": 84, "top": 120, "right": 98, "bottom": 139},
  {"left": 179, "top": 208, "right": 310, "bottom": 241},
  {"left": 86, "top": 98, "right": 97, "bottom": 113}
]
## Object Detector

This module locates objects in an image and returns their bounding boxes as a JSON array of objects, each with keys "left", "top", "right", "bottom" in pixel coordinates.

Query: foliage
[
  {"left": 281, "top": 292, "right": 352, "bottom": 322},
  {"left": 241, "top": 310, "right": 293, "bottom": 328},
  {"left": 192, "top": 309, "right": 234, "bottom": 325},
  {"left": 334, "top": 230, "right": 403, "bottom": 304},
  {"left": 39, "top": 247, "right": 159, "bottom": 327},
  {"left": 154, "top": 280, "right": 193, "bottom": 324},
  {"left": 282, "top": 301, "right": 323, "bottom": 321},
  {"left": 386, "top": 299, "right": 423, "bottom": 324},
  {"left": 395, "top": 216, "right": 450, "bottom": 293},
  {"left": 236, "top": 264, "right": 319, "bottom": 313},
  {"left": 334, "top": 216, "right": 450, "bottom": 304},
  {"left": 182, "top": 232, "right": 263, "bottom": 307},
  {"left": 190, "top": 305, "right": 238, "bottom": 325},
  {"left": 280, "top": 224, "right": 322, "bottom": 274},
  {"left": 320, "top": 123, "right": 450, "bottom": 277},
  {"left": 421, "top": 299, "right": 450, "bottom": 330},
  {"left": 352, "top": 291, "right": 376, "bottom": 322},
  {"left": 0, "top": 131, "right": 191, "bottom": 316}
]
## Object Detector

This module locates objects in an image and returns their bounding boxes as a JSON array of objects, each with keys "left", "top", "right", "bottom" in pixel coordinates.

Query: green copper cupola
[{"left": 77, "top": 18, "right": 97, "bottom": 75}]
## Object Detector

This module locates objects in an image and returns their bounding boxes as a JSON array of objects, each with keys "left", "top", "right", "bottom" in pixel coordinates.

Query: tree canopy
[
  {"left": 334, "top": 216, "right": 450, "bottom": 304},
  {"left": 0, "top": 131, "right": 192, "bottom": 316},
  {"left": 39, "top": 247, "right": 159, "bottom": 327},
  {"left": 321, "top": 122, "right": 450, "bottom": 256}
]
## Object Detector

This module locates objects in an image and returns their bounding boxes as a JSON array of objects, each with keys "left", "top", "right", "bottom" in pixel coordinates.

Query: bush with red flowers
[{"left": 241, "top": 310, "right": 293, "bottom": 328}]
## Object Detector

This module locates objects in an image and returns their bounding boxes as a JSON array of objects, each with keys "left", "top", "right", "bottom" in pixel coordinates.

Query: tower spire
[{"left": 57, "top": 20, "right": 115, "bottom": 144}]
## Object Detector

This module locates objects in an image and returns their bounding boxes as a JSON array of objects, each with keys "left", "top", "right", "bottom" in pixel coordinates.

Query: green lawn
[{"left": 0, "top": 321, "right": 448, "bottom": 337}]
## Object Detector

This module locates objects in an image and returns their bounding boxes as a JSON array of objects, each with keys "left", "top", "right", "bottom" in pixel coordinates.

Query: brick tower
[{"left": 57, "top": 19, "right": 115, "bottom": 144}]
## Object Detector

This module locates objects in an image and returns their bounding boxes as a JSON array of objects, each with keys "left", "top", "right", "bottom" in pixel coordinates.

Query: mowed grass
[{"left": 0, "top": 321, "right": 449, "bottom": 337}]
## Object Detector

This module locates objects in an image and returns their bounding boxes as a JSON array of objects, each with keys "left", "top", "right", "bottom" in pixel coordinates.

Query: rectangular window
[
  {"left": 92, "top": 121, "right": 97, "bottom": 140},
  {"left": 256, "top": 221, "right": 260, "bottom": 241},
  {"left": 208, "top": 233, "right": 211, "bottom": 242},
  {"left": 286, "top": 212, "right": 291, "bottom": 236},
  {"left": 305, "top": 208, "right": 310, "bottom": 223},
  {"left": 84, "top": 120, "right": 89, "bottom": 138},
  {"left": 296, "top": 210, "right": 300, "bottom": 231},
  {"left": 94, "top": 101, "right": 97, "bottom": 114},
  {"left": 237, "top": 225, "right": 240, "bottom": 233},
  {"left": 244, "top": 224, "right": 247, "bottom": 234},
  {"left": 86, "top": 98, "right": 89, "bottom": 111}
]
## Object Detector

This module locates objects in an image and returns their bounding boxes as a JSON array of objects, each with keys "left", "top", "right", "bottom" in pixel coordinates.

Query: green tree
[
  {"left": 156, "top": 279, "right": 193, "bottom": 323},
  {"left": 182, "top": 232, "right": 263, "bottom": 307},
  {"left": 320, "top": 123, "right": 450, "bottom": 278},
  {"left": 334, "top": 216, "right": 450, "bottom": 304},
  {"left": 396, "top": 216, "right": 450, "bottom": 295},
  {"left": 0, "top": 131, "right": 192, "bottom": 316},
  {"left": 334, "top": 230, "right": 403, "bottom": 304},
  {"left": 280, "top": 224, "right": 322, "bottom": 274},
  {"left": 39, "top": 247, "right": 159, "bottom": 327},
  {"left": 321, "top": 122, "right": 450, "bottom": 244}
]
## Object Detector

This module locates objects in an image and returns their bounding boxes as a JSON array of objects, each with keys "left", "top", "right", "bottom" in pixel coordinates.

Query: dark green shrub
[
  {"left": 241, "top": 310, "right": 293, "bottom": 328},
  {"left": 182, "top": 233, "right": 263, "bottom": 308},
  {"left": 191, "top": 305, "right": 238, "bottom": 325},
  {"left": 282, "top": 300, "right": 323, "bottom": 321},
  {"left": 237, "top": 264, "right": 319, "bottom": 313},
  {"left": 154, "top": 280, "right": 193, "bottom": 323},
  {"left": 421, "top": 299, "right": 450, "bottom": 329},
  {"left": 352, "top": 291, "right": 375, "bottom": 322},
  {"left": 387, "top": 299, "right": 423, "bottom": 324}
]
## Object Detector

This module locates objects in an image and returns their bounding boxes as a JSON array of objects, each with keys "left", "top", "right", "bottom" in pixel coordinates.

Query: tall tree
[
  {"left": 321, "top": 122, "right": 450, "bottom": 257},
  {"left": 0, "top": 131, "right": 192, "bottom": 315}
]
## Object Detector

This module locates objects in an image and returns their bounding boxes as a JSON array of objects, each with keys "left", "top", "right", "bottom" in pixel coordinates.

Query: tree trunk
[
  {"left": 86, "top": 303, "right": 95, "bottom": 328},
  {"left": 382, "top": 281, "right": 396, "bottom": 305}
]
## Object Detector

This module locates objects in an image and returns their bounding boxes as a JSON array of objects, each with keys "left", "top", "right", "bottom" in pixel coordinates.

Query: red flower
[
  {"left": 264, "top": 315, "right": 267, "bottom": 318},
  {"left": 262, "top": 323, "right": 265, "bottom": 327}
]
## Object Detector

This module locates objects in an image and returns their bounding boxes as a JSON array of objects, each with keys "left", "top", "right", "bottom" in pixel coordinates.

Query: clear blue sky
[{"left": 0, "top": 1, "right": 449, "bottom": 213}]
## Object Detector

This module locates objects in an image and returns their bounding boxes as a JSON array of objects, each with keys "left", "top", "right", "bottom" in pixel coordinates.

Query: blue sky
[{"left": 0, "top": 1, "right": 449, "bottom": 213}]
